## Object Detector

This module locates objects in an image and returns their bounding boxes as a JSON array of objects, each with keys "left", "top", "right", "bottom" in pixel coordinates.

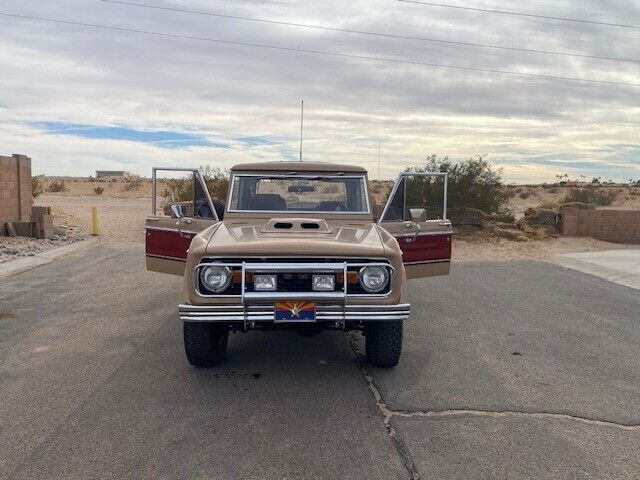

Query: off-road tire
[
  {"left": 365, "top": 321, "right": 403, "bottom": 367},
  {"left": 183, "top": 322, "right": 228, "bottom": 367}
]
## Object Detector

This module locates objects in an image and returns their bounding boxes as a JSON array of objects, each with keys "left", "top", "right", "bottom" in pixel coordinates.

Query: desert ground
[{"left": 38, "top": 176, "right": 640, "bottom": 212}]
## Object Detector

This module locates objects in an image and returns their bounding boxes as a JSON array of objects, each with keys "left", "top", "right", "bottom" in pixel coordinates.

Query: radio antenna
[{"left": 299, "top": 100, "right": 304, "bottom": 162}]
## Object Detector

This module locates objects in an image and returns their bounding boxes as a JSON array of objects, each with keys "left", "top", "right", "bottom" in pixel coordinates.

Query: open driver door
[
  {"left": 378, "top": 172, "right": 451, "bottom": 279},
  {"left": 145, "top": 168, "right": 220, "bottom": 275}
]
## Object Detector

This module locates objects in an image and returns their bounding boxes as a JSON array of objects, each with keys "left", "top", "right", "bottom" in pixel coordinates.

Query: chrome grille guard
[
  {"left": 186, "top": 259, "right": 409, "bottom": 327},
  {"left": 179, "top": 303, "right": 411, "bottom": 324}
]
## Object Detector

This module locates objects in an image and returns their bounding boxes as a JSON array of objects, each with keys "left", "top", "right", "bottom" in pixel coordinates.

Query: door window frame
[
  {"left": 151, "top": 167, "right": 219, "bottom": 222},
  {"left": 379, "top": 171, "right": 448, "bottom": 224}
]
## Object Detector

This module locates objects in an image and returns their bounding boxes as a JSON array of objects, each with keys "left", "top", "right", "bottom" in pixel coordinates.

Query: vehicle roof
[{"left": 230, "top": 161, "right": 368, "bottom": 174}]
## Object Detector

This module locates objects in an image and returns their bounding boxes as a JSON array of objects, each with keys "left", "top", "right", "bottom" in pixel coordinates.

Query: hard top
[{"left": 230, "top": 161, "right": 367, "bottom": 174}]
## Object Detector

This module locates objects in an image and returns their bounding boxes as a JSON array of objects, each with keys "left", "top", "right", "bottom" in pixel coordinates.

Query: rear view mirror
[
  {"left": 409, "top": 208, "right": 427, "bottom": 223},
  {"left": 170, "top": 203, "right": 187, "bottom": 219}
]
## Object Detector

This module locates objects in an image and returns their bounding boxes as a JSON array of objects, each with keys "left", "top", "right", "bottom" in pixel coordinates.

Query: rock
[
  {"left": 50, "top": 235, "right": 61, "bottom": 241},
  {"left": 495, "top": 227, "right": 528, "bottom": 242},
  {"left": 448, "top": 207, "right": 486, "bottom": 226},
  {"left": 560, "top": 202, "right": 594, "bottom": 210},
  {"left": 487, "top": 212, "right": 516, "bottom": 223},
  {"left": 494, "top": 221, "right": 519, "bottom": 230},
  {"left": 519, "top": 208, "right": 559, "bottom": 235}
]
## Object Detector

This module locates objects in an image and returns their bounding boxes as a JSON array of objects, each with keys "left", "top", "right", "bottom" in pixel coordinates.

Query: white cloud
[{"left": 0, "top": 0, "right": 639, "bottom": 182}]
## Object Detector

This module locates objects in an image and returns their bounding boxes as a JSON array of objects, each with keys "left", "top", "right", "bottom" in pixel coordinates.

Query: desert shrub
[
  {"left": 94, "top": 186, "right": 104, "bottom": 195},
  {"left": 547, "top": 187, "right": 558, "bottom": 193},
  {"left": 403, "top": 155, "right": 509, "bottom": 214},
  {"left": 46, "top": 180, "right": 67, "bottom": 193},
  {"left": 162, "top": 165, "right": 229, "bottom": 205},
  {"left": 563, "top": 188, "right": 618, "bottom": 206},
  {"left": 32, "top": 176, "right": 44, "bottom": 198},
  {"left": 110, "top": 178, "right": 118, "bottom": 183},
  {"left": 123, "top": 177, "right": 143, "bottom": 191},
  {"left": 88, "top": 176, "right": 95, "bottom": 182},
  {"left": 519, "top": 192, "right": 530, "bottom": 199}
]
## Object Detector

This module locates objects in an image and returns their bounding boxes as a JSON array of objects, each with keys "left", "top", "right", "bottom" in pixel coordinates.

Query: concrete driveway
[
  {"left": 1, "top": 246, "right": 638, "bottom": 479},
  {"left": 555, "top": 248, "right": 640, "bottom": 291}
]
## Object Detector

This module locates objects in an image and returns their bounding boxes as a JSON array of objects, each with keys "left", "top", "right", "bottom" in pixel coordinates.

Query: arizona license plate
[{"left": 275, "top": 301, "right": 316, "bottom": 321}]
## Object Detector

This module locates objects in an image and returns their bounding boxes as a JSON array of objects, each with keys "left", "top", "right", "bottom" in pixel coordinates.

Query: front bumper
[{"left": 179, "top": 303, "right": 411, "bottom": 324}]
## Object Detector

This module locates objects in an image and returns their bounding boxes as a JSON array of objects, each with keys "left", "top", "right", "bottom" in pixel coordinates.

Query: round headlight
[
  {"left": 200, "top": 264, "right": 232, "bottom": 293},
  {"left": 359, "top": 265, "right": 389, "bottom": 293}
]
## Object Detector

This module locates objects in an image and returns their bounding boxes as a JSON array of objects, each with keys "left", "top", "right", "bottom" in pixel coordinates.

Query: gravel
[{"left": 0, "top": 207, "right": 87, "bottom": 264}]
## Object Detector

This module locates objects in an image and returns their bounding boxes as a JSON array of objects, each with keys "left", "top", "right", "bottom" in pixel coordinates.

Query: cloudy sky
[{"left": 0, "top": 0, "right": 638, "bottom": 182}]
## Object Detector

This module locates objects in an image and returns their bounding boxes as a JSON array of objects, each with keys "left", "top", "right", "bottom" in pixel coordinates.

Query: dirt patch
[
  {"left": 35, "top": 195, "right": 148, "bottom": 244},
  {"left": 453, "top": 233, "right": 627, "bottom": 263}
]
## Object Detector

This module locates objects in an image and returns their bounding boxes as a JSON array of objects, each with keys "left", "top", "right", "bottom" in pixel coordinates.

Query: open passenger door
[
  {"left": 145, "top": 168, "right": 219, "bottom": 275},
  {"left": 378, "top": 172, "right": 451, "bottom": 279}
]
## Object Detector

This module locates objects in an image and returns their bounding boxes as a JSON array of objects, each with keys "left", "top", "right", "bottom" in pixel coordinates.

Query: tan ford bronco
[{"left": 146, "top": 162, "right": 451, "bottom": 367}]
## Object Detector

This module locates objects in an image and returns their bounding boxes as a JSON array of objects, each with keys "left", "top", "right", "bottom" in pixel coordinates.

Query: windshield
[{"left": 228, "top": 174, "right": 370, "bottom": 213}]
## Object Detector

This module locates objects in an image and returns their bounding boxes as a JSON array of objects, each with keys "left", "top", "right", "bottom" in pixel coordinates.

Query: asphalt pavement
[{"left": 1, "top": 245, "right": 638, "bottom": 479}]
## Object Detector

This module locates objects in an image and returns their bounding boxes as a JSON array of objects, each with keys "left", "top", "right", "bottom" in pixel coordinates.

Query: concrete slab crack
[
  {"left": 393, "top": 408, "right": 640, "bottom": 431},
  {"left": 347, "top": 333, "right": 421, "bottom": 480}
]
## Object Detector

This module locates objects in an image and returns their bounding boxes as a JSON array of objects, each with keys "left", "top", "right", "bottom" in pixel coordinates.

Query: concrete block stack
[
  {"left": 31, "top": 206, "right": 53, "bottom": 238},
  {"left": 1, "top": 154, "right": 33, "bottom": 235}
]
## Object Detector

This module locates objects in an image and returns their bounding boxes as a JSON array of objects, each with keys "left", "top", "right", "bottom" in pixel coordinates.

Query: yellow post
[{"left": 91, "top": 206, "right": 99, "bottom": 236}]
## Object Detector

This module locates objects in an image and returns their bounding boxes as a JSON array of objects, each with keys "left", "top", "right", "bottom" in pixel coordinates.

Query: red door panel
[
  {"left": 145, "top": 228, "right": 196, "bottom": 261},
  {"left": 397, "top": 233, "right": 451, "bottom": 263}
]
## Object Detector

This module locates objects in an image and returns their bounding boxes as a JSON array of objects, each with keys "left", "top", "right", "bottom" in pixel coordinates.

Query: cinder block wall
[
  {"left": 0, "top": 154, "right": 33, "bottom": 230},
  {"left": 560, "top": 204, "right": 640, "bottom": 243}
]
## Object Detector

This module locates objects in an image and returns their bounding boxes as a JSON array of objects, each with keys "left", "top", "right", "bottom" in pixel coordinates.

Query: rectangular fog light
[
  {"left": 312, "top": 274, "right": 335, "bottom": 291},
  {"left": 254, "top": 274, "right": 277, "bottom": 291}
]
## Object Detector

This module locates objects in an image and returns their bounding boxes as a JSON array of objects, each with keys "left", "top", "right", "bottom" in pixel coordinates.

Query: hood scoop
[{"left": 261, "top": 218, "right": 333, "bottom": 234}]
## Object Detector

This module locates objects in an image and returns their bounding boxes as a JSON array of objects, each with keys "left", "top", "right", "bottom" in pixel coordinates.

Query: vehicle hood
[{"left": 204, "top": 219, "right": 386, "bottom": 258}]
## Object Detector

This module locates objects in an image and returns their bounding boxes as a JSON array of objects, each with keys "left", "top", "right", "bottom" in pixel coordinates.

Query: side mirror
[
  {"left": 409, "top": 208, "right": 427, "bottom": 223},
  {"left": 170, "top": 203, "right": 186, "bottom": 219}
]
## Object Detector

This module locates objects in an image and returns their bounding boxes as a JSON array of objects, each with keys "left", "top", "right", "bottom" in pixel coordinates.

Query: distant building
[{"left": 96, "top": 170, "right": 125, "bottom": 178}]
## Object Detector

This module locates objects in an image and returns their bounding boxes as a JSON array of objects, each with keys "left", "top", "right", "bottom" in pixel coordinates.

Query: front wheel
[
  {"left": 365, "top": 321, "right": 403, "bottom": 368},
  {"left": 183, "top": 322, "right": 228, "bottom": 367}
]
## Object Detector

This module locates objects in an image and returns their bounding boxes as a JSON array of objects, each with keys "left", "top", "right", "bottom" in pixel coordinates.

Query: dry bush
[
  {"left": 407, "top": 154, "right": 510, "bottom": 215},
  {"left": 162, "top": 165, "right": 229, "bottom": 205},
  {"left": 124, "top": 177, "right": 143, "bottom": 191},
  {"left": 46, "top": 180, "right": 67, "bottom": 193},
  {"left": 94, "top": 186, "right": 104, "bottom": 195},
  {"left": 32, "top": 176, "right": 44, "bottom": 198},
  {"left": 563, "top": 187, "right": 618, "bottom": 206},
  {"left": 519, "top": 192, "right": 530, "bottom": 199}
]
